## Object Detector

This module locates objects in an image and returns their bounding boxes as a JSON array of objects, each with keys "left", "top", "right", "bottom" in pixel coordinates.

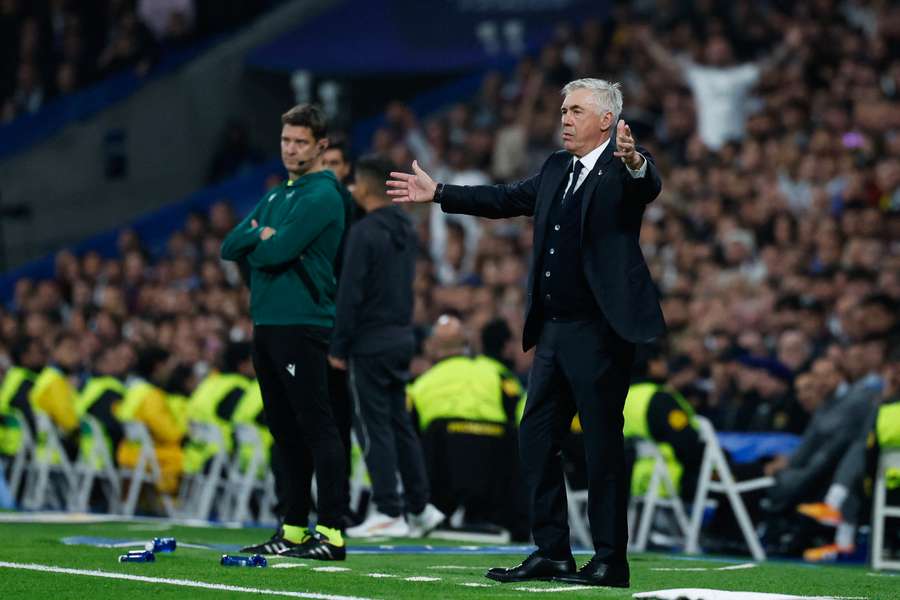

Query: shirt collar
[{"left": 572, "top": 138, "right": 610, "bottom": 173}]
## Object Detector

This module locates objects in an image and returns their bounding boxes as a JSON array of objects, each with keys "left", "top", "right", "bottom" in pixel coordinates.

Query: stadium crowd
[
  {"left": 2, "top": 0, "right": 900, "bottom": 561},
  {"left": 0, "top": 0, "right": 282, "bottom": 123}
]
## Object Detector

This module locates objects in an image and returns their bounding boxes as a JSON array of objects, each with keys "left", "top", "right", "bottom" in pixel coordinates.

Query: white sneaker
[
  {"left": 345, "top": 510, "right": 410, "bottom": 538},
  {"left": 407, "top": 503, "right": 446, "bottom": 538}
]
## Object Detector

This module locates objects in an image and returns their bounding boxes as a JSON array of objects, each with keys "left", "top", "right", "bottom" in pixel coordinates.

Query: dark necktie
[{"left": 562, "top": 160, "right": 584, "bottom": 206}]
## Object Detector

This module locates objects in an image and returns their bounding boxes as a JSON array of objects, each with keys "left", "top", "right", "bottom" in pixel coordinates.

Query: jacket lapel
[{"left": 579, "top": 136, "right": 617, "bottom": 243}]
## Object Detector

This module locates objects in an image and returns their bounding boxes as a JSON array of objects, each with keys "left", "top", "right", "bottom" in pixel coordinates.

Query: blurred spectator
[
  {"left": 323, "top": 140, "right": 353, "bottom": 184},
  {"left": 0, "top": 0, "right": 279, "bottom": 124},
  {"left": 138, "top": 0, "right": 195, "bottom": 42},
  {"left": 207, "top": 118, "right": 263, "bottom": 183}
]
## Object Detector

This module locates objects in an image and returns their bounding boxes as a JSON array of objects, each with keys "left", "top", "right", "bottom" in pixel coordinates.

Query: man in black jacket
[
  {"left": 329, "top": 155, "right": 444, "bottom": 539},
  {"left": 388, "top": 78, "right": 665, "bottom": 587}
]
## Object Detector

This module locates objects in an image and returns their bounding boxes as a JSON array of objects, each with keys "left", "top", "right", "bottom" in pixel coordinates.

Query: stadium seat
[
  {"left": 567, "top": 439, "right": 692, "bottom": 552},
  {"left": 220, "top": 424, "right": 270, "bottom": 523},
  {"left": 0, "top": 409, "right": 35, "bottom": 504},
  {"left": 871, "top": 448, "right": 900, "bottom": 571},
  {"left": 630, "top": 439, "right": 691, "bottom": 553},
  {"left": 178, "top": 422, "right": 229, "bottom": 521},
  {"left": 685, "top": 416, "right": 774, "bottom": 562},
  {"left": 119, "top": 421, "right": 175, "bottom": 517},
  {"left": 72, "top": 415, "right": 122, "bottom": 513},
  {"left": 21, "top": 412, "right": 77, "bottom": 511}
]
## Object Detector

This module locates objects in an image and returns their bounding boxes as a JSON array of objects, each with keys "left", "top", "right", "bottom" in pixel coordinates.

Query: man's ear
[
  {"left": 600, "top": 112, "right": 615, "bottom": 132},
  {"left": 318, "top": 138, "right": 329, "bottom": 153}
]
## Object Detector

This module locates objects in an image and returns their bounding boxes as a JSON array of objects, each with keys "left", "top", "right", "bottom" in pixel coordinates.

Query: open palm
[{"left": 387, "top": 160, "right": 437, "bottom": 203}]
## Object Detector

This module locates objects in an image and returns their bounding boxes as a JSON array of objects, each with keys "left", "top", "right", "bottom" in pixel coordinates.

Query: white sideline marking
[
  {"left": 651, "top": 563, "right": 757, "bottom": 573},
  {"left": 0, "top": 561, "right": 374, "bottom": 600},
  {"left": 460, "top": 582, "right": 492, "bottom": 587},
  {"left": 365, "top": 573, "right": 396, "bottom": 578},
  {"left": 272, "top": 563, "right": 307, "bottom": 569},
  {"left": 312, "top": 566, "right": 351, "bottom": 573},
  {"left": 427, "top": 565, "right": 481, "bottom": 570},
  {"left": 632, "top": 589, "right": 868, "bottom": 600},
  {"left": 404, "top": 576, "right": 441, "bottom": 582},
  {"left": 126, "top": 523, "right": 172, "bottom": 532},
  {"left": 514, "top": 586, "right": 595, "bottom": 592}
]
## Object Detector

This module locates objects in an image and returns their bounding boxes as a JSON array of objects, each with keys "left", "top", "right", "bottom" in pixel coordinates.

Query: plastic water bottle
[
  {"left": 119, "top": 550, "right": 155, "bottom": 563},
  {"left": 220, "top": 554, "right": 267, "bottom": 567},
  {"left": 145, "top": 537, "right": 177, "bottom": 553}
]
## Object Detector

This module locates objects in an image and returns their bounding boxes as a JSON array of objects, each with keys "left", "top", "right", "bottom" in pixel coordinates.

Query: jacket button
[
  {"left": 554, "top": 224, "right": 560, "bottom": 231},
  {"left": 545, "top": 271, "right": 551, "bottom": 277},
  {"left": 549, "top": 248, "right": 555, "bottom": 254}
]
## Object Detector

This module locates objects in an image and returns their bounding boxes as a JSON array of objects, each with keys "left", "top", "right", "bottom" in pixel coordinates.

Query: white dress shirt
[{"left": 564, "top": 138, "right": 648, "bottom": 196}]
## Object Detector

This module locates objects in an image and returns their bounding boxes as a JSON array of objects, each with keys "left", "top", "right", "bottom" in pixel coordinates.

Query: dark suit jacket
[{"left": 439, "top": 139, "right": 666, "bottom": 350}]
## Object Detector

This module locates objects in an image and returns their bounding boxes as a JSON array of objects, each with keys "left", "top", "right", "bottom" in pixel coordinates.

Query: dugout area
[{"left": 0, "top": 518, "right": 894, "bottom": 600}]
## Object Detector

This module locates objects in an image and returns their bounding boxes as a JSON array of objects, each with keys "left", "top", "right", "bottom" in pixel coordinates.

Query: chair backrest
[
  {"left": 694, "top": 415, "right": 718, "bottom": 446},
  {"left": 80, "top": 414, "right": 115, "bottom": 468},
  {"left": 124, "top": 421, "right": 153, "bottom": 447},
  {"left": 190, "top": 421, "right": 225, "bottom": 447}
]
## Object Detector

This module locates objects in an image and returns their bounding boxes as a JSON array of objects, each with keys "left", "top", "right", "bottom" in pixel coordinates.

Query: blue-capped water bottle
[
  {"left": 220, "top": 554, "right": 267, "bottom": 567},
  {"left": 119, "top": 550, "right": 155, "bottom": 563},
  {"left": 145, "top": 537, "right": 177, "bottom": 553}
]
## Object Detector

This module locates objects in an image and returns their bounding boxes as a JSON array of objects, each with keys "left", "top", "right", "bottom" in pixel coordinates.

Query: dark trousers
[
  {"left": 422, "top": 419, "right": 523, "bottom": 533},
  {"left": 348, "top": 345, "right": 429, "bottom": 517},
  {"left": 327, "top": 364, "right": 353, "bottom": 512},
  {"left": 252, "top": 325, "right": 348, "bottom": 529},
  {"left": 521, "top": 317, "right": 635, "bottom": 562}
]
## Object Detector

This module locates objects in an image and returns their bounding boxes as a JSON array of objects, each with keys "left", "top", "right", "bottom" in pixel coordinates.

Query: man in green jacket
[{"left": 221, "top": 104, "right": 349, "bottom": 561}]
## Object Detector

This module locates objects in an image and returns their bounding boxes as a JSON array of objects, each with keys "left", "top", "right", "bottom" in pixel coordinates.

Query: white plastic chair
[
  {"left": 871, "top": 448, "right": 900, "bottom": 571},
  {"left": 221, "top": 424, "right": 269, "bottom": 523},
  {"left": 119, "top": 421, "right": 174, "bottom": 517},
  {"left": 566, "top": 439, "right": 691, "bottom": 551},
  {"left": 72, "top": 415, "right": 122, "bottom": 513},
  {"left": 685, "top": 416, "right": 774, "bottom": 561},
  {"left": 630, "top": 439, "right": 691, "bottom": 552},
  {"left": 178, "top": 421, "right": 228, "bottom": 520},
  {"left": 1, "top": 409, "right": 35, "bottom": 502},
  {"left": 22, "top": 411, "right": 77, "bottom": 511}
]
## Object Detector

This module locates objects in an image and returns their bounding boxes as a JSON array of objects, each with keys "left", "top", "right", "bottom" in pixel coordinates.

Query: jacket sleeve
[
  {"left": 622, "top": 146, "right": 662, "bottom": 205},
  {"left": 330, "top": 226, "right": 369, "bottom": 359},
  {"left": 37, "top": 377, "right": 79, "bottom": 434},
  {"left": 438, "top": 168, "right": 543, "bottom": 219},
  {"left": 221, "top": 201, "right": 263, "bottom": 261},
  {"left": 136, "top": 388, "right": 184, "bottom": 444},
  {"left": 246, "top": 189, "right": 338, "bottom": 269}
]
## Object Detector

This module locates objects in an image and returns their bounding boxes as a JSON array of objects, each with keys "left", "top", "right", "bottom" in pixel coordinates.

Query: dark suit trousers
[{"left": 521, "top": 317, "right": 635, "bottom": 561}]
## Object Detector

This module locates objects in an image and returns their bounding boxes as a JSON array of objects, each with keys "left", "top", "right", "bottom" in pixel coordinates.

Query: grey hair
[{"left": 561, "top": 78, "right": 623, "bottom": 121}]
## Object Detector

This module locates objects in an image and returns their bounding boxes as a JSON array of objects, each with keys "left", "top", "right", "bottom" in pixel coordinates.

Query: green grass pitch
[{"left": 0, "top": 520, "right": 896, "bottom": 599}]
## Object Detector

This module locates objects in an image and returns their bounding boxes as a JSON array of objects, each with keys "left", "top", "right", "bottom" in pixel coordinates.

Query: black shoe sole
[
  {"left": 552, "top": 575, "right": 629, "bottom": 588},
  {"left": 280, "top": 546, "right": 347, "bottom": 561},
  {"left": 485, "top": 573, "right": 562, "bottom": 583}
]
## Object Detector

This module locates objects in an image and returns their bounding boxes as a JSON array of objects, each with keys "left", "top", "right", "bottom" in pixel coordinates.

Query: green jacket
[{"left": 221, "top": 171, "right": 346, "bottom": 327}]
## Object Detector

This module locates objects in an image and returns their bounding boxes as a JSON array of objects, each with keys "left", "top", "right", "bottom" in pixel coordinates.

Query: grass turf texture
[{"left": 0, "top": 521, "right": 895, "bottom": 599}]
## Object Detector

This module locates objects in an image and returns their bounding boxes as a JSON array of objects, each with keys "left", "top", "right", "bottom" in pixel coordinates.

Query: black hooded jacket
[{"left": 330, "top": 204, "right": 417, "bottom": 358}]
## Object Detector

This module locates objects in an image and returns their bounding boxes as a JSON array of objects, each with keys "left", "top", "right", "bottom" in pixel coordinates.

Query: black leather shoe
[
  {"left": 485, "top": 551, "right": 576, "bottom": 583},
  {"left": 553, "top": 555, "right": 629, "bottom": 587}
]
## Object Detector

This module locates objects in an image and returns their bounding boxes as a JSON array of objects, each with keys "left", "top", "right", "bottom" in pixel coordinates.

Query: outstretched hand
[
  {"left": 613, "top": 120, "right": 644, "bottom": 171},
  {"left": 386, "top": 160, "right": 438, "bottom": 203}
]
